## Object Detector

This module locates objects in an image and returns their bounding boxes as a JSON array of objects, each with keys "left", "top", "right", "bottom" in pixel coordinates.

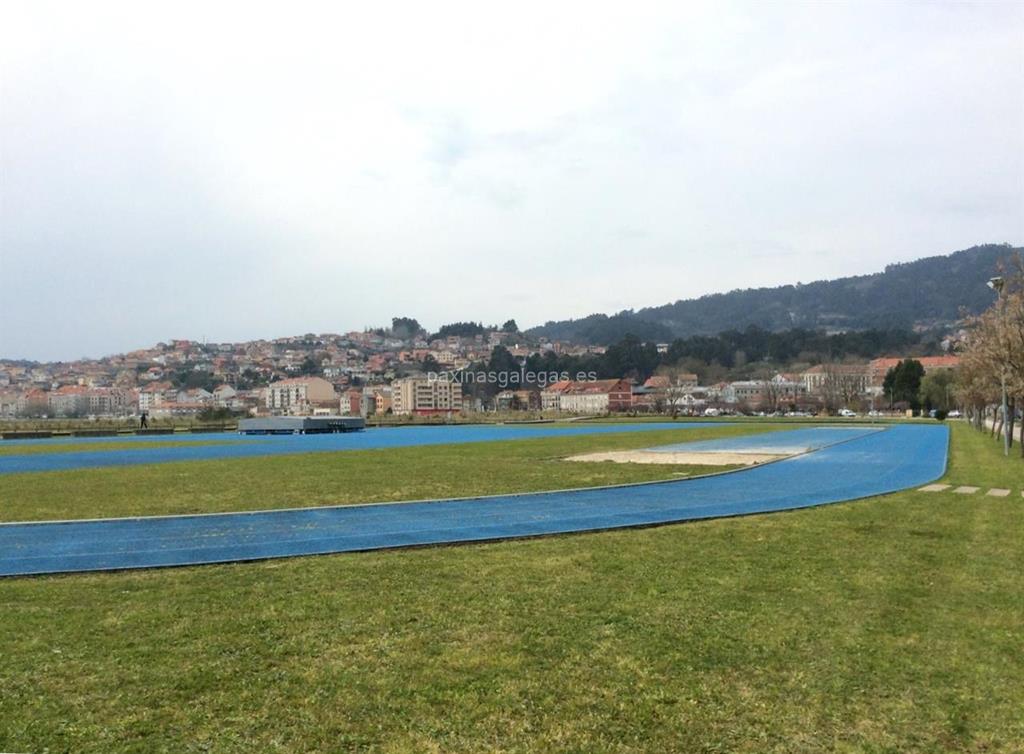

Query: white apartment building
[
  {"left": 266, "top": 376, "right": 339, "bottom": 415},
  {"left": 391, "top": 377, "right": 462, "bottom": 415},
  {"left": 87, "top": 388, "right": 134, "bottom": 415}
]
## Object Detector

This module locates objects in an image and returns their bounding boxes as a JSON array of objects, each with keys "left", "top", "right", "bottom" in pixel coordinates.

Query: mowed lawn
[
  {"left": 0, "top": 423, "right": 770, "bottom": 522},
  {"left": 0, "top": 422, "right": 1022, "bottom": 753}
]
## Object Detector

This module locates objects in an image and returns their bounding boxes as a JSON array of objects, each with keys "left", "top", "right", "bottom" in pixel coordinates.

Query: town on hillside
[{"left": 0, "top": 319, "right": 962, "bottom": 421}]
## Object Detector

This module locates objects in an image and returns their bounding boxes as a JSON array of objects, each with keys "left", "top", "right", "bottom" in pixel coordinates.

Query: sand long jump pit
[
  {"left": 565, "top": 426, "right": 885, "bottom": 468},
  {"left": 565, "top": 449, "right": 791, "bottom": 466}
]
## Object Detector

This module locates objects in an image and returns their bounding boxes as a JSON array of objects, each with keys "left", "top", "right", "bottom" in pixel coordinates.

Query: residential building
[
  {"left": 373, "top": 387, "right": 392, "bottom": 414},
  {"left": 722, "top": 375, "right": 806, "bottom": 410},
  {"left": 540, "top": 380, "right": 573, "bottom": 411},
  {"left": 139, "top": 381, "right": 175, "bottom": 412},
  {"left": 868, "top": 356, "right": 960, "bottom": 393},
  {"left": 266, "top": 376, "right": 339, "bottom": 415},
  {"left": 722, "top": 381, "right": 765, "bottom": 406},
  {"left": 391, "top": 377, "right": 462, "bottom": 415},
  {"left": 559, "top": 379, "right": 632, "bottom": 414},
  {"left": 342, "top": 388, "right": 363, "bottom": 416},
  {"left": 801, "top": 364, "right": 872, "bottom": 397},
  {"left": 212, "top": 384, "right": 237, "bottom": 406},
  {"left": 496, "top": 389, "right": 538, "bottom": 411},
  {"left": 48, "top": 386, "right": 90, "bottom": 416},
  {"left": 87, "top": 387, "right": 134, "bottom": 415},
  {"left": 176, "top": 388, "right": 214, "bottom": 405},
  {"left": 643, "top": 376, "right": 671, "bottom": 391},
  {"left": 676, "top": 373, "right": 699, "bottom": 390}
]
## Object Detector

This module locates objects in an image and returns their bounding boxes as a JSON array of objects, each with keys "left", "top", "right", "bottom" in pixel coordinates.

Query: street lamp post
[{"left": 987, "top": 277, "right": 1010, "bottom": 457}]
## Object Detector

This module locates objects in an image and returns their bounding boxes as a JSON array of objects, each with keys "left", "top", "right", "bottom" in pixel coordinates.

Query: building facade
[
  {"left": 391, "top": 377, "right": 462, "bottom": 415},
  {"left": 558, "top": 379, "right": 632, "bottom": 414},
  {"left": 801, "top": 364, "right": 872, "bottom": 397},
  {"left": 266, "top": 376, "right": 339, "bottom": 415},
  {"left": 868, "top": 356, "right": 960, "bottom": 394},
  {"left": 540, "top": 380, "right": 573, "bottom": 411}
]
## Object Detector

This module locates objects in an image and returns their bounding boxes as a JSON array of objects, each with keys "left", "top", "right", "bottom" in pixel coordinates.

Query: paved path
[
  {"left": 918, "top": 483, "right": 1020, "bottom": 497},
  {"left": 0, "top": 425, "right": 948, "bottom": 577}
]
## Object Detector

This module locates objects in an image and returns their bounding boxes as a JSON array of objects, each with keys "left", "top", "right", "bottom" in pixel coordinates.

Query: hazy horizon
[
  {"left": 3, "top": 1, "right": 1023, "bottom": 362},
  {"left": 1, "top": 242, "right": 1019, "bottom": 363}
]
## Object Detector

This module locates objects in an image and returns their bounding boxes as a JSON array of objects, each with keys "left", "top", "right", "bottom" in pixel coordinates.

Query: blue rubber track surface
[
  {"left": 0, "top": 424, "right": 947, "bottom": 577},
  {"left": 0, "top": 422, "right": 723, "bottom": 475},
  {"left": 646, "top": 426, "right": 882, "bottom": 453}
]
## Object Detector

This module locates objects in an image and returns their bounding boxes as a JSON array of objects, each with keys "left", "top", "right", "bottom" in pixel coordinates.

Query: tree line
[
  {"left": 956, "top": 255, "right": 1024, "bottom": 457},
  {"left": 455, "top": 326, "right": 941, "bottom": 399},
  {"left": 529, "top": 244, "right": 1020, "bottom": 343}
]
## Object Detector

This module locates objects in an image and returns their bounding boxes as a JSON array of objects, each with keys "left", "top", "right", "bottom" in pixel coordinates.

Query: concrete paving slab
[
  {"left": 987, "top": 488, "right": 1011, "bottom": 497},
  {"left": 953, "top": 486, "right": 980, "bottom": 494},
  {"left": 919, "top": 484, "right": 951, "bottom": 492}
]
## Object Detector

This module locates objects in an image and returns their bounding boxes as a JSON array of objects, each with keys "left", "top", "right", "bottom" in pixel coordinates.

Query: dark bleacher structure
[{"left": 237, "top": 416, "right": 365, "bottom": 435}]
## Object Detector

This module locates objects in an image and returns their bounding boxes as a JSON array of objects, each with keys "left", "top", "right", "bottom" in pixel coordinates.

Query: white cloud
[{"left": 1, "top": 0, "right": 1022, "bottom": 359}]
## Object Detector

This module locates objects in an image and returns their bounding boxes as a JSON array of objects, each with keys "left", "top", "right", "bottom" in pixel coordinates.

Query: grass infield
[{"left": 0, "top": 423, "right": 769, "bottom": 522}]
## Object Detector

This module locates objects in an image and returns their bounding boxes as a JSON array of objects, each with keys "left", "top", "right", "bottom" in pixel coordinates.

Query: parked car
[{"left": 838, "top": 408, "right": 858, "bottom": 417}]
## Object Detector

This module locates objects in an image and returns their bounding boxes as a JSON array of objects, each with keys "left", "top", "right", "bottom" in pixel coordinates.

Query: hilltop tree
[
  {"left": 434, "top": 322, "right": 486, "bottom": 339},
  {"left": 603, "top": 335, "right": 659, "bottom": 381},
  {"left": 391, "top": 317, "right": 422, "bottom": 339}
]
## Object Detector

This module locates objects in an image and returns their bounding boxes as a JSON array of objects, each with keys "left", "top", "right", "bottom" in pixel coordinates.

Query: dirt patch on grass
[{"left": 564, "top": 450, "right": 790, "bottom": 466}]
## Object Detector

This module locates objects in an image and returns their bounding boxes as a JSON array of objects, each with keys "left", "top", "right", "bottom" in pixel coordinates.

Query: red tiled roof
[
  {"left": 270, "top": 376, "right": 329, "bottom": 386},
  {"left": 52, "top": 385, "right": 91, "bottom": 395},
  {"left": 566, "top": 379, "right": 630, "bottom": 394},
  {"left": 870, "top": 356, "right": 960, "bottom": 370},
  {"left": 803, "top": 364, "right": 871, "bottom": 375},
  {"left": 542, "top": 380, "right": 574, "bottom": 393}
]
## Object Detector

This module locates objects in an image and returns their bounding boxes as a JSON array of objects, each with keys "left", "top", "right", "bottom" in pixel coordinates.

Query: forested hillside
[{"left": 529, "top": 244, "right": 1019, "bottom": 344}]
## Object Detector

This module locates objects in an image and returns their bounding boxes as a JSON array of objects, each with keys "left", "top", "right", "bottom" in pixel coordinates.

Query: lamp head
[{"left": 987, "top": 276, "right": 1005, "bottom": 294}]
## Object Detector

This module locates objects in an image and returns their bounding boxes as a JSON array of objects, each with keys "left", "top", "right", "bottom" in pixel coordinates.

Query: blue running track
[
  {"left": 646, "top": 425, "right": 883, "bottom": 454},
  {"left": 0, "top": 422, "right": 723, "bottom": 475},
  {"left": 0, "top": 424, "right": 947, "bottom": 577}
]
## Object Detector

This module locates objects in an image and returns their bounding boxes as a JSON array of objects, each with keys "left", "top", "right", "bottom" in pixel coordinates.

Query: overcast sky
[{"left": 2, "top": 1, "right": 1023, "bottom": 361}]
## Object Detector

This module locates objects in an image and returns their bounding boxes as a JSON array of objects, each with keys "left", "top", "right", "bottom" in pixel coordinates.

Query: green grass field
[
  {"left": 0, "top": 423, "right": 769, "bottom": 522},
  {"left": 1, "top": 421, "right": 1021, "bottom": 753}
]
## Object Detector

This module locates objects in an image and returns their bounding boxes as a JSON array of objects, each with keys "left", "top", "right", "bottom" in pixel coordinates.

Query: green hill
[{"left": 528, "top": 244, "right": 1020, "bottom": 344}]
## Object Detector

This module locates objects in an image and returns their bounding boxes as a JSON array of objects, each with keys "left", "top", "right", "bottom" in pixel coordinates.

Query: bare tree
[{"left": 958, "top": 254, "right": 1024, "bottom": 455}]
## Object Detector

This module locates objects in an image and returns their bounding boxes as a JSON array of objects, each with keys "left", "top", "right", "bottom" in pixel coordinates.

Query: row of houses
[
  {"left": 1, "top": 356, "right": 962, "bottom": 419},
  {"left": 0, "top": 386, "right": 137, "bottom": 418},
  {"left": 266, "top": 377, "right": 637, "bottom": 417},
  {"left": 217, "top": 355, "right": 966, "bottom": 418},
  {"left": 0, "top": 382, "right": 264, "bottom": 419}
]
